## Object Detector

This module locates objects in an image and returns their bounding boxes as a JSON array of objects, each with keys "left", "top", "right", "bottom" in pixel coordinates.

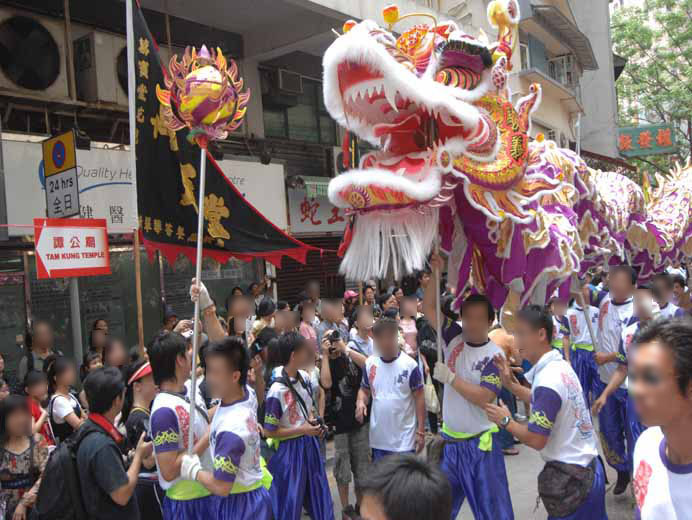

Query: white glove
[
  {"left": 190, "top": 278, "right": 213, "bottom": 311},
  {"left": 433, "top": 362, "right": 455, "bottom": 385},
  {"left": 181, "top": 453, "right": 202, "bottom": 481}
]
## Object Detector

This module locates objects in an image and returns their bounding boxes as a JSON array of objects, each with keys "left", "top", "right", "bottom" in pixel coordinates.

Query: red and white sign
[{"left": 34, "top": 218, "right": 111, "bottom": 279}]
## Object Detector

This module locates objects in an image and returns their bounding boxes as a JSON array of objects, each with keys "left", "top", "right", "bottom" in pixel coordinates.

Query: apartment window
[
  {"left": 548, "top": 55, "right": 576, "bottom": 87},
  {"left": 263, "top": 77, "right": 336, "bottom": 145},
  {"left": 520, "top": 43, "right": 530, "bottom": 70},
  {"left": 547, "top": 129, "right": 556, "bottom": 141}
]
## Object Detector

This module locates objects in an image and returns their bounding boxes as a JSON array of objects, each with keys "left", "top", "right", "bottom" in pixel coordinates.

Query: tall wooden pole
[{"left": 134, "top": 229, "right": 145, "bottom": 356}]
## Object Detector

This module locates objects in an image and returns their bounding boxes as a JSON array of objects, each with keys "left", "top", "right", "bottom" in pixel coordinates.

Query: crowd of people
[{"left": 0, "top": 260, "right": 690, "bottom": 520}]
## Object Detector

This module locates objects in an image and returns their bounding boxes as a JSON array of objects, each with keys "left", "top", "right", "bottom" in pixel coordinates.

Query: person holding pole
[
  {"left": 148, "top": 331, "right": 214, "bottom": 519},
  {"left": 566, "top": 294, "right": 600, "bottom": 408},
  {"left": 423, "top": 253, "right": 514, "bottom": 520}
]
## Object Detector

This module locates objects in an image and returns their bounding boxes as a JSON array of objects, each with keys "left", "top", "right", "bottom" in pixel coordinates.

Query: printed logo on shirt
[
  {"left": 284, "top": 391, "right": 300, "bottom": 424},
  {"left": 559, "top": 371, "right": 593, "bottom": 438},
  {"left": 633, "top": 460, "right": 653, "bottom": 510},
  {"left": 396, "top": 369, "right": 409, "bottom": 385},
  {"left": 369, "top": 365, "right": 377, "bottom": 396},
  {"left": 175, "top": 405, "right": 191, "bottom": 450},
  {"left": 569, "top": 315, "right": 579, "bottom": 336},
  {"left": 154, "top": 428, "right": 179, "bottom": 447},
  {"left": 213, "top": 455, "right": 239, "bottom": 475},
  {"left": 599, "top": 301, "right": 609, "bottom": 330},
  {"left": 471, "top": 356, "right": 491, "bottom": 372},
  {"left": 447, "top": 343, "right": 464, "bottom": 372}
]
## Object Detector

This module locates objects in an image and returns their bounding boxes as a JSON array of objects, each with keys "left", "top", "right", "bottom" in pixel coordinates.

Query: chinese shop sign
[{"left": 618, "top": 124, "right": 677, "bottom": 157}]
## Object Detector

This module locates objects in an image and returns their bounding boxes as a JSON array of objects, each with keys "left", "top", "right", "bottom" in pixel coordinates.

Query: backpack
[{"left": 35, "top": 424, "right": 99, "bottom": 520}]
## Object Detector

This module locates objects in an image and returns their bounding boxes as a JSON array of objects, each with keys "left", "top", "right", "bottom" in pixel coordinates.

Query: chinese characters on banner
[
  {"left": 287, "top": 188, "right": 347, "bottom": 234},
  {"left": 617, "top": 124, "right": 677, "bottom": 158},
  {"left": 33, "top": 218, "right": 111, "bottom": 279}
]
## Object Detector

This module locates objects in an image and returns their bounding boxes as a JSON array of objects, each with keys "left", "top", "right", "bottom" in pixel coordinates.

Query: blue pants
[
  {"left": 217, "top": 487, "right": 273, "bottom": 519},
  {"left": 547, "top": 459, "right": 607, "bottom": 520},
  {"left": 625, "top": 395, "right": 646, "bottom": 473},
  {"left": 594, "top": 379, "right": 629, "bottom": 473},
  {"left": 571, "top": 349, "right": 598, "bottom": 408},
  {"left": 440, "top": 434, "right": 514, "bottom": 520},
  {"left": 267, "top": 435, "right": 334, "bottom": 520},
  {"left": 372, "top": 448, "right": 414, "bottom": 462},
  {"left": 162, "top": 495, "right": 217, "bottom": 520}
]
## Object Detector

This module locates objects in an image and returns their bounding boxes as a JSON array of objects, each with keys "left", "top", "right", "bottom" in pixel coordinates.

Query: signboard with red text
[{"left": 34, "top": 218, "right": 111, "bottom": 279}]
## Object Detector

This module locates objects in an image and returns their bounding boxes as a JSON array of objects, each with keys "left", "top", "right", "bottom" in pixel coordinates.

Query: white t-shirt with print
[
  {"left": 263, "top": 369, "right": 313, "bottom": 432},
  {"left": 658, "top": 302, "right": 683, "bottom": 319},
  {"left": 633, "top": 426, "right": 692, "bottom": 519},
  {"left": 566, "top": 305, "right": 600, "bottom": 346},
  {"left": 50, "top": 393, "right": 82, "bottom": 424},
  {"left": 442, "top": 322, "right": 504, "bottom": 436},
  {"left": 361, "top": 352, "right": 423, "bottom": 452},
  {"left": 149, "top": 391, "right": 212, "bottom": 490},
  {"left": 527, "top": 350, "right": 598, "bottom": 467},
  {"left": 209, "top": 386, "right": 263, "bottom": 489},
  {"left": 592, "top": 290, "right": 634, "bottom": 384}
]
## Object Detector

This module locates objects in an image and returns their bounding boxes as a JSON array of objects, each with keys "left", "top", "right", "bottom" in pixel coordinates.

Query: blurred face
[
  {"left": 401, "top": 298, "right": 417, "bottom": 318},
  {"left": 356, "top": 311, "right": 374, "bottom": 333},
  {"left": 58, "top": 365, "right": 77, "bottom": 388},
  {"left": 301, "top": 305, "right": 316, "bottom": 323},
  {"left": 106, "top": 340, "right": 128, "bottom": 367},
  {"left": 205, "top": 354, "right": 241, "bottom": 400},
  {"left": 307, "top": 282, "right": 320, "bottom": 300},
  {"left": 360, "top": 494, "right": 388, "bottom": 520},
  {"left": 365, "top": 287, "right": 375, "bottom": 303},
  {"left": 27, "top": 381, "right": 48, "bottom": 401},
  {"left": 134, "top": 374, "right": 157, "bottom": 403},
  {"left": 33, "top": 323, "right": 54, "bottom": 349},
  {"left": 550, "top": 300, "right": 567, "bottom": 317},
  {"left": 275, "top": 311, "right": 292, "bottom": 332},
  {"left": 609, "top": 270, "right": 634, "bottom": 300},
  {"left": 629, "top": 341, "right": 691, "bottom": 427},
  {"left": 92, "top": 329, "right": 107, "bottom": 349},
  {"left": 374, "top": 328, "right": 398, "bottom": 358},
  {"left": 5, "top": 407, "right": 31, "bottom": 437},
  {"left": 460, "top": 303, "right": 491, "bottom": 344},
  {"left": 292, "top": 343, "right": 315, "bottom": 370},
  {"left": 633, "top": 289, "right": 655, "bottom": 320},
  {"left": 652, "top": 280, "right": 672, "bottom": 305},
  {"left": 513, "top": 319, "right": 549, "bottom": 364},
  {"left": 382, "top": 294, "right": 398, "bottom": 311}
]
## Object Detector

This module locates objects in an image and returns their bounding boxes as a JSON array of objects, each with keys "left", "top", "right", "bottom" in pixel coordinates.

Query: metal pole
[
  {"left": 188, "top": 149, "right": 207, "bottom": 454},
  {"left": 70, "top": 278, "right": 83, "bottom": 364},
  {"left": 134, "top": 230, "right": 145, "bottom": 356},
  {"left": 576, "top": 112, "right": 582, "bottom": 156},
  {"left": 573, "top": 274, "right": 597, "bottom": 348},
  {"left": 434, "top": 240, "right": 443, "bottom": 362}
]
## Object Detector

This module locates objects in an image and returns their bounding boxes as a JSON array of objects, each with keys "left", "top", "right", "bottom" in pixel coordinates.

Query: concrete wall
[{"left": 571, "top": 0, "right": 619, "bottom": 157}]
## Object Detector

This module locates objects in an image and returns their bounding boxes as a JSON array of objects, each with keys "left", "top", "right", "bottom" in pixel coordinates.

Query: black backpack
[{"left": 35, "top": 424, "right": 99, "bottom": 520}]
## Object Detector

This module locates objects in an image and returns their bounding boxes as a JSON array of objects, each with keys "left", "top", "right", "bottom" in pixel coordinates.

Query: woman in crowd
[
  {"left": 0, "top": 394, "right": 49, "bottom": 520},
  {"left": 298, "top": 300, "right": 318, "bottom": 353},
  {"left": 25, "top": 371, "right": 54, "bottom": 447},
  {"left": 17, "top": 320, "right": 60, "bottom": 384},
  {"left": 380, "top": 290, "right": 399, "bottom": 314},
  {"left": 46, "top": 356, "right": 83, "bottom": 443},
  {"left": 252, "top": 297, "right": 276, "bottom": 338},
  {"left": 103, "top": 337, "right": 129, "bottom": 374},
  {"left": 121, "top": 360, "right": 163, "bottom": 520},
  {"left": 87, "top": 320, "right": 109, "bottom": 357}
]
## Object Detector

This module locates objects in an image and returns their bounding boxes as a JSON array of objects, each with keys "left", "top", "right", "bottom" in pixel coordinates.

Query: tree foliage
[{"left": 612, "top": 0, "right": 692, "bottom": 173}]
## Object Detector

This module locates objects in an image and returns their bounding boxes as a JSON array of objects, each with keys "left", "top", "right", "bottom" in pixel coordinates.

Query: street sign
[
  {"left": 42, "top": 131, "right": 80, "bottom": 218},
  {"left": 618, "top": 123, "right": 677, "bottom": 158},
  {"left": 33, "top": 218, "right": 110, "bottom": 279}
]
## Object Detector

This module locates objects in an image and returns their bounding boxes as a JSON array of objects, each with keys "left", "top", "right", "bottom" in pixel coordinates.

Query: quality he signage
[
  {"left": 34, "top": 218, "right": 110, "bottom": 279},
  {"left": 41, "top": 131, "right": 80, "bottom": 218}
]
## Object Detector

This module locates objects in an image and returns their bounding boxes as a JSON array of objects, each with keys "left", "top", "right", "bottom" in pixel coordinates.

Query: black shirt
[
  {"left": 325, "top": 352, "right": 367, "bottom": 434},
  {"left": 124, "top": 408, "right": 150, "bottom": 451},
  {"left": 77, "top": 420, "right": 139, "bottom": 520}
]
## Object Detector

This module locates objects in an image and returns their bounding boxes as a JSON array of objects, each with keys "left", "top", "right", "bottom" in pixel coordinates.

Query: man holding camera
[{"left": 320, "top": 322, "right": 369, "bottom": 519}]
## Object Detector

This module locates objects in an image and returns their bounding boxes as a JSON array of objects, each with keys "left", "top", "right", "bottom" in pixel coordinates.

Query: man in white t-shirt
[
  {"left": 356, "top": 317, "right": 425, "bottom": 461},
  {"left": 422, "top": 269, "right": 514, "bottom": 520},
  {"left": 588, "top": 264, "right": 637, "bottom": 494},
  {"left": 629, "top": 319, "right": 692, "bottom": 519},
  {"left": 180, "top": 336, "right": 272, "bottom": 518},
  {"left": 652, "top": 273, "right": 685, "bottom": 319},
  {"left": 566, "top": 298, "right": 600, "bottom": 407},
  {"left": 486, "top": 305, "right": 606, "bottom": 520},
  {"left": 148, "top": 331, "right": 215, "bottom": 519}
]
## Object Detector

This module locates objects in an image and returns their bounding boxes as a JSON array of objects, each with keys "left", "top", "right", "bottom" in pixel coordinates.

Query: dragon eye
[{"left": 436, "top": 67, "right": 482, "bottom": 90}]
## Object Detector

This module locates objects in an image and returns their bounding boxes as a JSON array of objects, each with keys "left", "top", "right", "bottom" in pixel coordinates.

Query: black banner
[{"left": 132, "top": 1, "right": 314, "bottom": 266}]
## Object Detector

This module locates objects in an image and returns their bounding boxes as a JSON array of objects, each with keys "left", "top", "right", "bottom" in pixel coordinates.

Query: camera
[
  {"left": 309, "top": 416, "right": 329, "bottom": 438},
  {"left": 328, "top": 330, "right": 341, "bottom": 344}
]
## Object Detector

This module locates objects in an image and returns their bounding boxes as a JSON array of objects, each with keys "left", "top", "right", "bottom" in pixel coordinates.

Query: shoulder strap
[
  {"left": 280, "top": 369, "right": 311, "bottom": 421},
  {"left": 158, "top": 391, "right": 209, "bottom": 424}
]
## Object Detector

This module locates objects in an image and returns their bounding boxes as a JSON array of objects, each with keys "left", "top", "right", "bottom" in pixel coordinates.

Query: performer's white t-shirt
[
  {"left": 264, "top": 369, "right": 313, "bottom": 431},
  {"left": 633, "top": 427, "right": 692, "bottom": 519},
  {"left": 441, "top": 322, "right": 503, "bottom": 436},
  {"left": 527, "top": 350, "right": 598, "bottom": 467},
  {"left": 592, "top": 290, "right": 634, "bottom": 385},
  {"left": 566, "top": 305, "right": 600, "bottom": 346},
  {"left": 361, "top": 352, "right": 423, "bottom": 452},
  {"left": 209, "top": 386, "right": 263, "bottom": 488},
  {"left": 658, "top": 302, "right": 683, "bottom": 319},
  {"left": 150, "top": 391, "right": 212, "bottom": 490}
]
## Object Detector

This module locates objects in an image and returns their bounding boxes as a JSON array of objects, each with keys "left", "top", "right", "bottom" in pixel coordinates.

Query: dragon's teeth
[{"left": 383, "top": 83, "right": 398, "bottom": 112}]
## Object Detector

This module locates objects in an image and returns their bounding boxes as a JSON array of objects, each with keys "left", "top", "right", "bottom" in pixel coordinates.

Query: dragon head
[{"left": 324, "top": 1, "right": 560, "bottom": 280}]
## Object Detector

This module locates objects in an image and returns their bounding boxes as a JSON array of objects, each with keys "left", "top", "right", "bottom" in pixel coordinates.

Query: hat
[
  {"left": 164, "top": 305, "right": 177, "bottom": 320},
  {"left": 128, "top": 362, "right": 152, "bottom": 385},
  {"left": 344, "top": 290, "right": 358, "bottom": 300}
]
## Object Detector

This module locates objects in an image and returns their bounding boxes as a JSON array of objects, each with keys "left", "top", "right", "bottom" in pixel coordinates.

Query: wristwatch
[{"left": 499, "top": 416, "right": 511, "bottom": 429}]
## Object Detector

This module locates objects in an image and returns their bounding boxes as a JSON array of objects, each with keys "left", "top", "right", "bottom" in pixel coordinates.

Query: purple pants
[
  {"left": 571, "top": 349, "right": 598, "bottom": 408},
  {"left": 594, "top": 379, "right": 630, "bottom": 473}
]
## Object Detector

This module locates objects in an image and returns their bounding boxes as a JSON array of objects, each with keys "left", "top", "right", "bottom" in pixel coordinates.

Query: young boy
[
  {"left": 359, "top": 454, "right": 452, "bottom": 520},
  {"left": 181, "top": 336, "right": 272, "bottom": 518},
  {"left": 148, "top": 331, "right": 215, "bottom": 519},
  {"left": 566, "top": 298, "right": 600, "bottom": 407},
  {"left": 263, "top": 331, "right": 334, "bottom": 520},
  {"left": 356, "top": 317, "right": 425, "bottom": 461},
  {"left": 25, "top": 370, "right": 54, "bottom": 446},
  {"left": 486, "top": 305, "right": 606, "bottom": 520},
  {"left": 629, "top": 319, "right": 692, "bottom": 519},
  {"left": 652, "top": 273, "right": 685, "bottom": 318}
]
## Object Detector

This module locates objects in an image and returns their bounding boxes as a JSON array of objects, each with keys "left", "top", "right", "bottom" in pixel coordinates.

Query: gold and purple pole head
[{"left": 156, "top": 44, "right": 250, "bottom": 149}]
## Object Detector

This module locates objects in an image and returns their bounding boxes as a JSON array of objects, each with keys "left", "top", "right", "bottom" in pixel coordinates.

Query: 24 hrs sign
[{"left": 41, "top": 131, "right": 80, "bottom": 218}]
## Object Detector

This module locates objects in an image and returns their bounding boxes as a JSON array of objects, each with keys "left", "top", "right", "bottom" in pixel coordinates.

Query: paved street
[{"left": 322, "top": 429, "right": 635, "bottom": 519}]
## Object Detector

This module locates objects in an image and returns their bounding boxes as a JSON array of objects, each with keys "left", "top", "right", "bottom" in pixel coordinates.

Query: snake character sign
[{"left": 323, "top": 0, "right": 692, "bottom": 313}]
